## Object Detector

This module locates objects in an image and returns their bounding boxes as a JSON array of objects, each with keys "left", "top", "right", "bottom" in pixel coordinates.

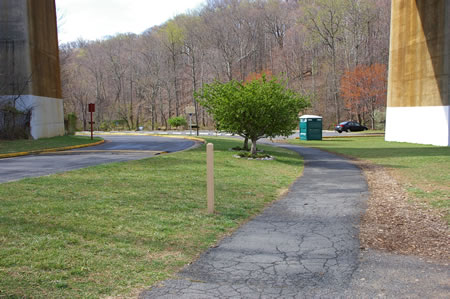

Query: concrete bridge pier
[
  {"left": 386, "top": 0, "right": 450, "bottom": 146},
  {"left": 0, "top": 0, "right": 64, "bottom": 139}
]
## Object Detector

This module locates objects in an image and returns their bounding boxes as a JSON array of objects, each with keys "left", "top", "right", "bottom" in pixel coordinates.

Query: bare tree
[
  {"left": 59, "top": 0, "right": 391, "bottom": 131},
  {"left": 302, "top": 0, "right": 348, "bottom": 124},
  {"left": 158, "top": 20, "right": 184, "bottom": 117}
]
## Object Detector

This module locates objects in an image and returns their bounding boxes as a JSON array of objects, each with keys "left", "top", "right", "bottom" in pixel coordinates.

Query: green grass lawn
[
  {"left": 289, "top": 137, "right": 449, "bottom": 221},
  {"left": 0, "top": 136, "right": 102, "bottom": 154},
  {"left": 0, "top": 137, "right": 303, "bottom": 298}
]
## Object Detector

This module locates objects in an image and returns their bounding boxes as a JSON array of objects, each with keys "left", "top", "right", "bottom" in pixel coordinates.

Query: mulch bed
[{"left": 356, "top": 161, "right": 449, "bottom": 262}]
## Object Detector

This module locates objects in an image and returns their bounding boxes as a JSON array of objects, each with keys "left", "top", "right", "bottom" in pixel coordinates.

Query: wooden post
[
  {"left": 207, "top": 143, "right": 214, "bottom": 214},
  {"left": 90, "top": 110, "right": 94, "bottom": 140}
]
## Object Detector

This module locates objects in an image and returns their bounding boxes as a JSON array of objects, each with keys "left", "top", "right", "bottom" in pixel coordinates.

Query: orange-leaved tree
[
  {"left": 340, "top": 63, "right": 387, "bottom": 129},
  {"left": 244, "top": 70, "right": 273, "bottom": 84}
]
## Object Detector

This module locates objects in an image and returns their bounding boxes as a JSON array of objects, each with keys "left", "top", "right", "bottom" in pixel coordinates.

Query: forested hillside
[{"left": 60, "top": 0, "right": 390, "bottom": 131}]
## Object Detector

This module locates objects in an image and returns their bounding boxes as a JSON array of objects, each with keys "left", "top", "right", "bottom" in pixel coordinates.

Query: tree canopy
[
  {"left": 196, "top": 75, "right": 309, "bottom": 154},
  {"left": 340, "top": 63, "right": 387, "bottom": 129},
  {"left": 59, "top": 0, "right": 390, "bottom": 131}
]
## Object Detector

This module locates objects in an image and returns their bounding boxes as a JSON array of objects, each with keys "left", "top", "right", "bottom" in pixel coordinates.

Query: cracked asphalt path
[{"left": 140, "top": 145, "right": 368, "bottom": 298}]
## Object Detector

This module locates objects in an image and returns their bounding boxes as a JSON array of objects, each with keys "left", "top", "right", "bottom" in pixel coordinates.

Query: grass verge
[
  {"left": 0, "top": 136, "right": 103, "bottom": 155},
  {"left": 288, "top": 137, "right": 449, "bottom": 221},
  {"left": 0, "top": 137, "right": 303, "bottom": 298}
]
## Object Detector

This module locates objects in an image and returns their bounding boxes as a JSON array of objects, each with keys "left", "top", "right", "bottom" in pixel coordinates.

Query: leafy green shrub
[
  {"left": 196, "top": 74, "right": 309, "bottom": 154},
  {"left": 111, "top": 119, "right": 127, "bottom": 130},
  {"left": 99, "top": 121, "right": 113, "bottom": 131},
  {"left": 168, "top": 116, "right": 187, "bottom": 129},
  {"left": 66, "top": 113, "right": 78, "bottom": 135}
]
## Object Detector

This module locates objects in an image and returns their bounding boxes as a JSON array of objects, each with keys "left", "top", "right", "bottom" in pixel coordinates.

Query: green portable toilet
[{"left": 299, "top": 115, "right": 322, "bottom": 140}]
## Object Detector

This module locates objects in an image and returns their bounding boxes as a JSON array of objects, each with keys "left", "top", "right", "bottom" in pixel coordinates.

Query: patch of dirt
[{"left": 355, "top": 161, "right": 450, "bottom": 262}]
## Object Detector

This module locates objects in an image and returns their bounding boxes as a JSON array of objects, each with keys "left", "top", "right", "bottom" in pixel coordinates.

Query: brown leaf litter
[{"left": 355, "top": 161, "right": 449, "bottom": 262}]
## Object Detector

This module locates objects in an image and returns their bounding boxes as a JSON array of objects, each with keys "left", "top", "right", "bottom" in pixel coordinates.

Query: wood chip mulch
[{"left": 355, "top": 161, "right": 450, "bottom": 262}]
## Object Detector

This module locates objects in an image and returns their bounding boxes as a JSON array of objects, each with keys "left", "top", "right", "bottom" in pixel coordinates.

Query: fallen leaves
[{"left": 356, "top": 162, "right": 449, "bottom": 262}]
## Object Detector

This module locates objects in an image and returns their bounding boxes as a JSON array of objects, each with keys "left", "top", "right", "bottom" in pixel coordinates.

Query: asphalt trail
[
  {"left": 140, "top": 143, "right": 449, "bottom": 298},
  {"left": 140, "top": 144, "right": 368, "bottom": 298}
]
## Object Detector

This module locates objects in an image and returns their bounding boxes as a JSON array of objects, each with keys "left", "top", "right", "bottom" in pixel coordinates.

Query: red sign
[{"left": 88, "top": 103, "right": 95, "bottom": 140}]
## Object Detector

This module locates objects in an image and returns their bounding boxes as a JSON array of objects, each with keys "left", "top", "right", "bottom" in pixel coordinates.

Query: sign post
[
  {"left": 185, "top": 106, "right": 195, "bottom": 136},
  {"left": 88, "top": 103, "right": 95, "bottom": 140},
  {"left": 207, "top": 143, "right": 214, "bottom": 214}
]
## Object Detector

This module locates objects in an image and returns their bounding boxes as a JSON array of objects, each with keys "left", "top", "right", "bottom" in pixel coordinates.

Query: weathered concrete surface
[
  {"left": 0, "top": 0, "right": 63, "bottom": 139},
  {"left": 27, "top": 0, "right": 61, "bottom": 99},
  {"left": 140, "top": 145, "right": 369, "bottom": 298},
  {"left": 0, "top": 0, "right": 61, "bottom": 98},
  {"left": 386, "top": 0, "right": 450, "bottom": 146},
  {"left": 387, "top": 0, "right": 449, "bottom": 107},
  {"left": 0, "top": 0, "right": 32, "bottom": 95},
  {"left": 15, "top": 95, "right": 64, "bottom": 139}
]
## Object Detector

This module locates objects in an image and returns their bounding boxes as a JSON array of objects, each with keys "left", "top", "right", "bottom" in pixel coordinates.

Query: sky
[{"left": 55, "top": 0, "right": 206, "bottom": 44}]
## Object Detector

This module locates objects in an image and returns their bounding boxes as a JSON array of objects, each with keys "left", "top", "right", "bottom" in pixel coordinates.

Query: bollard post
[
  {"left": 90, "top": 110, "right": 93, "bottom": 140},
  {"left": 207, "top": 143, "right": 214, "bottom": 214}
]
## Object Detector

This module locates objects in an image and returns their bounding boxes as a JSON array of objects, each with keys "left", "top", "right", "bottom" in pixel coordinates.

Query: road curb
[
  {"left": 0, "top": 139, "right": 105, "bottom": 160},
  {"left": 76, "top": 132, "right": 206, "bottom": 144},
  {"left": 150, "top": 134, "right": 206, "bottom": 143}
]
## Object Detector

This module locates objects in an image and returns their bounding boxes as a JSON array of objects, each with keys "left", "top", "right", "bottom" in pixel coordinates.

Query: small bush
[
  {"left": 65, "top": 113, "right": 78, "bottom": 135},
  {"left": 99, "top": 121, "right": 113, "bottom": 131},
  {"left": 168, "top": 116, "right": 187, "bottom": 129}
]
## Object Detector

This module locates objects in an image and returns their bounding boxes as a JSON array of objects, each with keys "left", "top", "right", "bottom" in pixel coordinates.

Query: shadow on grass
[
  {"left": 318, "top": 147, "right": 450, "bottom": 159},
  {"left": 318, "top": 139, "right": 355, "bottom": 142}
]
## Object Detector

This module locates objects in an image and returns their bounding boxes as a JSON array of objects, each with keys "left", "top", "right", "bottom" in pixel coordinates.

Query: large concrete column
[
  {"left": 386, "top": 0, "right": 450, "bottom": 146},
  {"left": 0, "top": 0, "right": 64, "bottom": 139}
]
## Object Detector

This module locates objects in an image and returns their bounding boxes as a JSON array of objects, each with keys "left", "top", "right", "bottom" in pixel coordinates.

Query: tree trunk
[
  {"left": 202, "top": 107, "right": 206, "bottom": 127},
  {"left": 151, "top": 101, "right": 156, "bottom": 130},
  {"left": 243, "top": 137, "right": 249, "bottom": 151},
  {"left": 192, "top": 56, "right": 200, "bottom": 136},
  {"left": 371, "top": 99, "right": 376, "bottom": 130},
  {"left": 135, "top": 112, "right": 140, "bottom": 130},
  {"left": 226, "top": 61, "right": 233, "bottom": 81},
  {"left": 332, "top": 47, "right": 340, "bottom": 124},
  {"left": 250, "top": 138, "right": 258, "bottom": 155},
  {"left": 172, "top": 51, "right": 180, "bottom": 117}
]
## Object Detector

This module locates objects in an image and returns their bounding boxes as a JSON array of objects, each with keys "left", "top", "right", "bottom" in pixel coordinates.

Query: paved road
[
  {"left": 140, "top": 144, "right": 368, "bottom": 298},
  {"left": 78, "top": 130, "right": 381, "bottom": 139},
  {"left": 0, "top": 135, "right": 196, "bottom": 183},
  {"left": 75, "top": 135, "right": 196, "bottom": 153}
]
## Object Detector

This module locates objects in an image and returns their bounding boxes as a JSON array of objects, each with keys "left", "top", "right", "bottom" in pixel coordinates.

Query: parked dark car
[{"left": 335, "top": 121, "right": 368, "bottom": 133}]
